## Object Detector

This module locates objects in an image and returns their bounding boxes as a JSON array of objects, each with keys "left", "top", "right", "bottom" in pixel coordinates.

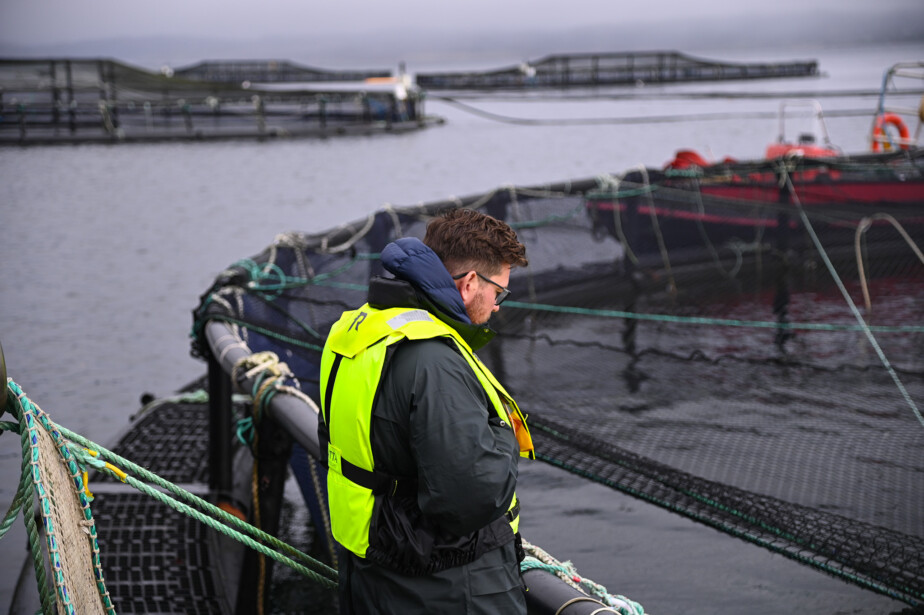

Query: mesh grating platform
[
  {"left": 89, "top": 398, "right": 244, "bottom": 613},
  {"left": 92, "top": 492, "right": 223, "bottom": 614},
  {"left": 100, "top": 401, "right": 212, "bottom": 484}
]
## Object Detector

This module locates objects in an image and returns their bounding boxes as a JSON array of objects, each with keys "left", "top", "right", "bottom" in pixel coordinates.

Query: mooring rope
[
  {"left": 434, "top": 97, "right": 875, "bottom": 126},
  {"left": 780, "top": 166, "right": 924, "bottom": 428}
]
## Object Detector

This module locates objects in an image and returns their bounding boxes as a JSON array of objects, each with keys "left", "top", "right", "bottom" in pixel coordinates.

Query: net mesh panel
[{"left": 192, "top": 152, "right": 924, "bottom": 605}]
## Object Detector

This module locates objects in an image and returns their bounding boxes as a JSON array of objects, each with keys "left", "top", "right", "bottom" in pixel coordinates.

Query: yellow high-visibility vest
[{"left": 319, "top": 304, "right": 534, "bottom": 558}]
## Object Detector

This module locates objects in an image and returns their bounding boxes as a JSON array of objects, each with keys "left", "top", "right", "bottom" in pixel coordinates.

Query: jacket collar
[
  {"left": 380, "top": 238, "right": 469, "bottom": 322},
  {"left": 373, "top": 238, "right": 496, "bottom": 350}
]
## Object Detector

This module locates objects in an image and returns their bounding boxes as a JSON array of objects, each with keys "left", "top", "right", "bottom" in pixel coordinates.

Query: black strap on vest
[
  {"left": 505, "top": 498, "right": 520, "bottom": 524},
  {"left": 320, "top": 351, "right": 417, "bottom": 497},
  {"left": 322, "top": 353, "right": 343, "bottom": 427}
]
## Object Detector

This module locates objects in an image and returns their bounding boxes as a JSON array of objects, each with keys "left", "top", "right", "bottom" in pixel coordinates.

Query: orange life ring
[{"left": 871, "top": 113, "right": 910, "bottom": 152}]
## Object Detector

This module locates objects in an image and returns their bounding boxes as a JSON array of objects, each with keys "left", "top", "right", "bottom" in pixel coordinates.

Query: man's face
[{"left": 461, "top": 265, "right": 511, "bottom": 326}]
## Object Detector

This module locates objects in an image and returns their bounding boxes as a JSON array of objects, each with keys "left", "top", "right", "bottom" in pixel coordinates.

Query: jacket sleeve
[{"left": 385, "top": 339, "right": 520, "bottom": 537}]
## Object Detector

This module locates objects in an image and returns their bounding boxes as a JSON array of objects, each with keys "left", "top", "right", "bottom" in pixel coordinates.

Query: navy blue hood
[{"left": 380, "top": 237, "right": 471, "bottom": 324}]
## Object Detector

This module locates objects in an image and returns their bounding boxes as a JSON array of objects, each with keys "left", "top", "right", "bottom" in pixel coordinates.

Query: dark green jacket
[{"left": 336, "top": 239, "right": 525, "bottom": 615}]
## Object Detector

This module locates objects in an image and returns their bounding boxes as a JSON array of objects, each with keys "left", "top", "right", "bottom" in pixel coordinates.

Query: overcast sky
[{"left": 1, "top": 0, "right": 922, "bottom": 67}]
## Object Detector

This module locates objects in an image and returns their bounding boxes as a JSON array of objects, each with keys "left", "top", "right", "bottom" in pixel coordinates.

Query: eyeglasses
[{"left": 452, "top": 271, "right": 511, "bottom": 306}]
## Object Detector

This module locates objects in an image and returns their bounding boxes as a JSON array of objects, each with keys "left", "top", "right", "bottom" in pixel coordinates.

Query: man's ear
[{"left": 454, "top": 271, "right": 477, "bottom": 304}]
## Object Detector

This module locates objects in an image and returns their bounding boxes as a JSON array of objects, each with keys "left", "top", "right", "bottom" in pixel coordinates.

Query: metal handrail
[{"left": 204, "top": 320, "right": 321, "bottom": 460}]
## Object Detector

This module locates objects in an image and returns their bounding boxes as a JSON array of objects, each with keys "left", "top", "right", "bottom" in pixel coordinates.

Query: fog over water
[{"left": 2, "top": 0, "right": 923, "bottom": 70}]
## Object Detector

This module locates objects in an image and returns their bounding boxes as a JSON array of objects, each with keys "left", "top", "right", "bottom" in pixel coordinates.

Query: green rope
[
  {"left": 59, "top": 425, "right": 338, "bottom": 589},
  {"left": 11, "top": 384, "right": 57, "bottom": 615},
  {"left": 0, "top": 489, "right": 23, "bottom": 542},
  {"left": 503, "top": 300, "right": 924, "bottom": 333},
  {"left": 76, "top": 449, "right": 338, "bottom": 589},
  {"left": 0, "top": 418, "right": 25, "bottom": 542},
  {"left": 232, "top": 253, "right": 378, "bottom": 296},
  {"left": 507, "top": 202, "right": 586, "bottom": 230},
  {"left": 10, "top": 380, "right": 108, "bottom": 614},
  {"left": 236, "top": 416, "right": 255, "bottom": 446},
  {"left": 204, "top": 284, "right": 924, "bottom": 369},
  {"left": 204, "top": 316, "right": 325, "bottom": 352},
  {"left": 586, "top": 184, "right": 660, "bottom": 199},
  {"left": 4, "top": 381, "right": 338, "bottom": 614}
]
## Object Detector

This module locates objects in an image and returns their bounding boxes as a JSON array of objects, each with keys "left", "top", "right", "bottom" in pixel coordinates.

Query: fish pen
[
  {"left": 0, "top": 59, "right": 433, "bottom": 145},
  {"left": 187, "top": 149, "right": 924, "bottom": 611},
  {"left": 415, "top": 50, "right": 819, "bottom": 90},
  {"left": 172, "top": 59, "right": 390, "bottom": 84},
  {"left": 6, "top": 151, "right": 922, "bottom": 613}
]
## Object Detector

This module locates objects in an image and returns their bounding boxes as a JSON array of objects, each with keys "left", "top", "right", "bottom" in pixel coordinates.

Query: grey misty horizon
[{"left": 1, "top": 14, "right": 921, "bottom": 71}]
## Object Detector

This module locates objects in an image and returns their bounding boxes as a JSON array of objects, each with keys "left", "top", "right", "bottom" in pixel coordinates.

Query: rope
[
  {"left": 502, "top": 299, "right": 924, "bottom": 333},
  {"left": 637, "top": 165, "right": 676, "bottom": 298},
  {"left": 3, "top": 378, "right": 339, "bottom": 610},
  {"left": 691, "top": 176, "right": 758, "bottom": 280},
  {"left": 855, "top": 212, "right": 924, "bottom": 315},
  {"left": 434, "top": 97, "right": 875, "bottom": 126},
  {"left": 62, "top": 423, "right": 339, "bottom": 588},
  {"left": 595, "top": 174, "right": 641, "bottom": 266},
  {"left": 780, "top": 167, "right": 924, "bottom": 428},
  {"left": 17, "top": 405, "right": 56, "bottom": 615},
  {"left": 6, "top": 379, "right": 114, "bottom": 615},
  {"left": 321, "top": 214, "right": 376, "bottom": 253},
  {"left": 231, "top": 350, "right": 302, "bottom": 615},
  {"left": 521, "top": 539, "right": 645, "bottom": 615}
]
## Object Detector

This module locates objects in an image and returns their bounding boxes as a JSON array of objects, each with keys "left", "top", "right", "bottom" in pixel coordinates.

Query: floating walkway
[
  {"left": 416, "top": 50, "right": 819, "bottom": 90},
  {"left": 0, "top": 59, "right": 437, "bottom": 145}
]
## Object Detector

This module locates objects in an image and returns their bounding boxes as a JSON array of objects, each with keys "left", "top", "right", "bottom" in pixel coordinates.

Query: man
[{"left": 318, "top": 207, "right": 535, "bottom": 614}]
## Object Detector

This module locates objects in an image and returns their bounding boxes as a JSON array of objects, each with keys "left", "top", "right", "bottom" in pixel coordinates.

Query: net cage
[
  {"left": 192, "top": 151, "right": 924, "bottom": 605},
  {"left": 0, "top": 59, "right": 419, "bottom": 141},
  {"left": 415, "top": 51, "right": 818, "bottom": 90}
]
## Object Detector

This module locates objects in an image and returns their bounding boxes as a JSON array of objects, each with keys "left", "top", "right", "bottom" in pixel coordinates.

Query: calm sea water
[{"left": 1, "top": 42, "right": 921, "bottom": 614}]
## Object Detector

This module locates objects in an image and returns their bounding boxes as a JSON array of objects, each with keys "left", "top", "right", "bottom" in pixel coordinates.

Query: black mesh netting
[{"left": 193, "top": 152, "right": 924, "bottom": 604}]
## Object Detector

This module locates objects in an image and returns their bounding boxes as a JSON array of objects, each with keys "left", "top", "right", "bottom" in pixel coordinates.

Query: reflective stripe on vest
[{"left": 320, "top": 305, "right": 533, "bottom": 558}]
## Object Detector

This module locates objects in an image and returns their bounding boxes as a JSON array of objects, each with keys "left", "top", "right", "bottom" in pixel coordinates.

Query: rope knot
[{"left": 231, "top": 352, "right": 292, "bottom": 390}]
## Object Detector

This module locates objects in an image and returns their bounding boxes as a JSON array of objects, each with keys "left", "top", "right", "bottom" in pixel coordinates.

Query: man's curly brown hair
[{"left": 423, "top": 208, "right": 528, "bottom": 276}]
